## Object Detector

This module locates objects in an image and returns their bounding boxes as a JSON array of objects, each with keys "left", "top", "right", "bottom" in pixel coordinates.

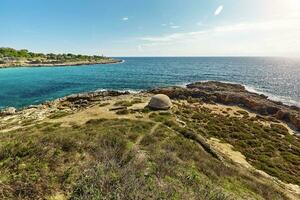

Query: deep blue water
[{"left": 0, "top": 57, "right": 299, "bottom": 109}]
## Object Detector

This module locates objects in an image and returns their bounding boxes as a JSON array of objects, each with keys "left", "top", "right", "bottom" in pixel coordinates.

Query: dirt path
[
  {"left": 208, "top": 138, "right": 300, "bottom": 199},
  {"left": 208, "top": 138, "right": 252, "bottom": 168},
  {"left": 134, "top": 122, "right": 160, "bottom": 150},
  {"left": 149, "top": 123, "right": 160, "bottom": 135}
]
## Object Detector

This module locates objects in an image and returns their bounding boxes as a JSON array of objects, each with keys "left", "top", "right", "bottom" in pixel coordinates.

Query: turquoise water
[{"left": 0, "top": 57, "right": 299, "bottom": 108}]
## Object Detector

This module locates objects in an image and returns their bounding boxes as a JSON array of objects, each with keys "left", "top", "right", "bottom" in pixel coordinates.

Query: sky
[{"left": 0, "top": 0, "right": 300, "bottom": 57}]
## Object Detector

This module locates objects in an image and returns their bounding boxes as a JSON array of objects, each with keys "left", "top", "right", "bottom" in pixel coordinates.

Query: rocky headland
[
  {"left": 0, "top": 81, "right": 299, "bottom": 200},
  {"left": 150, "top": 81, "right": 300, "bottom": 132}
]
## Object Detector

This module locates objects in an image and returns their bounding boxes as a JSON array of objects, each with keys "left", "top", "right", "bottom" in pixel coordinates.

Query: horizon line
[{"left": 111, "top": 55, "right": 300, "bottom": 58}]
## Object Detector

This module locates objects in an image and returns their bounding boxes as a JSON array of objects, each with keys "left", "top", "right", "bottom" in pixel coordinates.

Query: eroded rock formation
[{"left": 150, "top": 81, "right": 300, "bottom": 131}]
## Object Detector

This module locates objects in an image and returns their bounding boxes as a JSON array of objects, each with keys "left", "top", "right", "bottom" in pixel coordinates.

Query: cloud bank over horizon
[
  {"left": 138, "top": 16, "right": 300, "bottom": 57},
  {"left": 134, "top": 1, "right": 300, "bottom": 57}
]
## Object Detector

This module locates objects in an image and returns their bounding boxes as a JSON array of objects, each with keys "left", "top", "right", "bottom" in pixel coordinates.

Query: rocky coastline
[
  {"left": 150, "top": 81, "right": 300, "bottom": 132},
  {"left": 1, "top": 81, "right": 300, "bottom": 199},
  {"left": 1, "top": 81, "right": 299, "bottom": 132},
  {"left": 0, "top": 58, "right": 123, "bottom": 68}
]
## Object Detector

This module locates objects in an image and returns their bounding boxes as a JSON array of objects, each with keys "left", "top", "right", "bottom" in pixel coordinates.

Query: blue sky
[{"left": 0, "top": 0, "right": 300, "bottom": 56}]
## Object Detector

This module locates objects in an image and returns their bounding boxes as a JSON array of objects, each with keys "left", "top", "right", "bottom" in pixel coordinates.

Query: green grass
[
  {"left": 115, "top": 108, "right": 130, "bottom": 115},
  {"left": 0, "top": 119, "right": 153, "bottom": 199},
  {"left": 149, "top": 111, "right": 173, "bottom": 123},
  {"left": 114, "top": 98, "right": 143, "bottom": 108},
  {"left": 48, "top": 110, "right": 71, "bottom": 119},
  {"left": 175, "top": 104, "right": 300, "bottom": 186},
  {"left": 0, "top": 106, "right": 292, "bottom": 199},
  {"left": 236, "top": 110, "right": 249, "bottom": 116},
  {"left": 98, "top": 102, "right": 110, "bottom": 107}
]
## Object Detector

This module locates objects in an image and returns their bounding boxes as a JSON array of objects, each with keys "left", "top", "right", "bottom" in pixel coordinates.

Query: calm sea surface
[{"left": 0, "top": 57, "right": 299, "bottom": 109}]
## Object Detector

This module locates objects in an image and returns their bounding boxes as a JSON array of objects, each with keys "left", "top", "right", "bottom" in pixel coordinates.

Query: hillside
[
  {"left": 0, "top": 82, "right": 299, "bottom": 200},
  {"left": 0, "top": 48, "right": 121, "bottom": 68}
]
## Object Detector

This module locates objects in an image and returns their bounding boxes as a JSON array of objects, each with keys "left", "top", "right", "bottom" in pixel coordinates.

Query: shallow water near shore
[{"left": 0, "top": 57, "right": 299, "bottom": 108}]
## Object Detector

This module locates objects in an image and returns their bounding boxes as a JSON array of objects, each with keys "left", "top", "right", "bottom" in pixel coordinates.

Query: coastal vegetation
[
  {"left": 0, "top": 83, "right": 299, "bottom": 199},
  {"left": 174, "top": 103, "right": 300, "bottom": 186},
  {"left": 0, "top": 113, "right": 289, "bottom": 200},
  {"left": 0, "top": 47, "right": 120, "bottom": 68}
]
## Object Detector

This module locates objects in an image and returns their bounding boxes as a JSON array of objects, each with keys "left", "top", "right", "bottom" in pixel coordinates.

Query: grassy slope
[
  {"left": 0, "top": 98, "right": 298, "bottom": 200},
  {"left": 173, "top": 102, "right": 300, "bottom": 185}
]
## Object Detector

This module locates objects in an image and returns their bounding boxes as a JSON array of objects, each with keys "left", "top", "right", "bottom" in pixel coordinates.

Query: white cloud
[
  {"left": 141, "top": 33, "right": 184, "bottom": 43},
  {"left": 170, "top": 25, "right": 180, "bottom": 29},
  {"left": 122, "top": 17, "right": 129, "bottom": 21},
  {"left": 161, "top": 22, "right": 180, "bottom": 29},
  {"left": 139, "top": 16, "right": 300, "bottom": 56},
  {"left": 214, "top": 5, "right": 223, "bottom": 16}
]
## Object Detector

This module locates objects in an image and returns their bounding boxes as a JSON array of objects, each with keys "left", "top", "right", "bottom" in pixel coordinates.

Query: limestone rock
[
  {"left": 149, "top": 81, "right": 300, "bottom": 131},
  {"left": 1, "top": 107, "right": 16, "bottom": 115}
]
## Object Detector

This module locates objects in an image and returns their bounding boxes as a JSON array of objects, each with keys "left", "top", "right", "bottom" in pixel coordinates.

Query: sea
[{"left": 0, "top": 57, "right": 299, "bottom": 109}]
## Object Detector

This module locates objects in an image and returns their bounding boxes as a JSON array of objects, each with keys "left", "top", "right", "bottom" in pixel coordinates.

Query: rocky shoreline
[
  {"left": 0, "top": 58, "right": 122, "bottom": 68},
  {"left": 1, "top": 81, "right": 300, "bottom": 199},
  {"left": 1, "top": 81, "right": 299, "bottom": 132},
  {"left": 151, "top": 81, "right": 300, "bottom": 132}
]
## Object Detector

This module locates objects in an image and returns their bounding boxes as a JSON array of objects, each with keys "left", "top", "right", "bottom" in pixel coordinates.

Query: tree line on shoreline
[{"left": 0, "top": 47, "right": 107, "bottom": 64}]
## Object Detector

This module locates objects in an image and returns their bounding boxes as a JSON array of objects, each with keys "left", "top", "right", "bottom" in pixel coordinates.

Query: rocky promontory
[
  {"left": 0, "top": 81, "right": 300, "bottom": 200},
  {"left": 150, "top": 81, "right": 300, "bottom": 131},
  {"left": 1, "top": 81, "right": 299, "bottom": 131}
]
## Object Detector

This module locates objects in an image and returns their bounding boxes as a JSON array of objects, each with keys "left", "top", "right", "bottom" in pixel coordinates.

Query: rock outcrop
[
  {"left": 150, "top": 81, "right": 300, "bottom": 131},
  {"left": 0, "top": 107, "right": 16, "bottom": 116},
  {"left": 40, "top": 90, "right": 129, "bottom": 110},
  {"left": 1, "top": 81, "right": 299, "bottom": 131}
]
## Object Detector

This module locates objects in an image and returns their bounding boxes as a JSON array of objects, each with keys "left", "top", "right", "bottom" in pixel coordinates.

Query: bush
[{"left": 116, "top": 109, "right": 129, "bottom": 115}]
